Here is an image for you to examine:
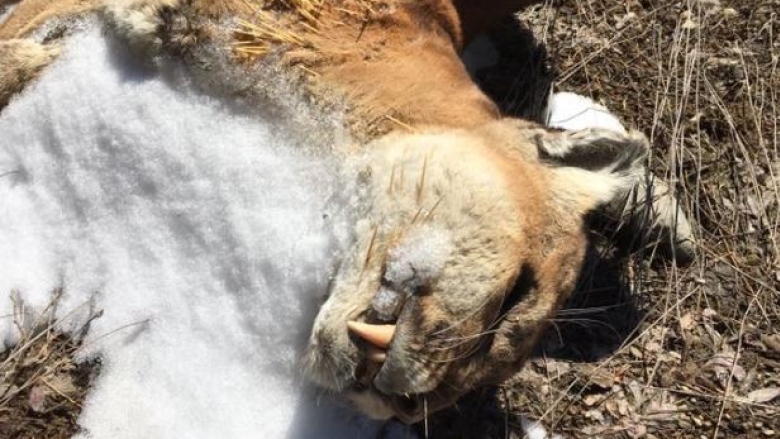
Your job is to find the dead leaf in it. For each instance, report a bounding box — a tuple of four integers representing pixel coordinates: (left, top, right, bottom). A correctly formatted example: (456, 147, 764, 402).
(584, 394, 603, 407)
(744, 388, 780, 404)
(761, 334, 780, 355)
(702, 308, 719, 319)
(627, 381, 644, 404)
(705, 352, 746, 386)
(645, 341, 662, 353)
(604, 399, 618, 417)
(680, 313, 695, 331)
(627, 424, 647, 439)
(545, 359, 572, 377)
(28, 385, 47, 413)
(584, 408, 606, 422)
(579, 365, 614, 390)
(644, 401, 681, 421)
(581, 425, 610, 435)
(46, 373, 79, 397)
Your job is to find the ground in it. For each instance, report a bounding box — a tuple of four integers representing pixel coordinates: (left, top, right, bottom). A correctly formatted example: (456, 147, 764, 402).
(0, 290, 98, 438)
(519, 1, 780, 437)
(1, 0, 778, 437)
(431, 0, 779, 437)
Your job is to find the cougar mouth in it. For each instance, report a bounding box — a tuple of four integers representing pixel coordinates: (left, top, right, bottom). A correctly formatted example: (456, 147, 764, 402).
(348, 277, 412, 363)
(347, 283, 412, 397)
(347, 289, 403, 389)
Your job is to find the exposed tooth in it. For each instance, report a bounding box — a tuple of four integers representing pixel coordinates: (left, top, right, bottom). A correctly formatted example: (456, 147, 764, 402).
(347, 321, 396, 349)
(366, 346, 387, 363)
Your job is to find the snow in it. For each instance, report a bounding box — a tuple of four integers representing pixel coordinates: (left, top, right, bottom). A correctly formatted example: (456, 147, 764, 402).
(521, 417, 564, 439)
(0, 23, 415, 438)
(545, 91, 628, 134)
(384, 225, 453, 291)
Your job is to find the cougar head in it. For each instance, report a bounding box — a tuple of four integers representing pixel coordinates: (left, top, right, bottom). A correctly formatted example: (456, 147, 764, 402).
(302, 119, 646, 423)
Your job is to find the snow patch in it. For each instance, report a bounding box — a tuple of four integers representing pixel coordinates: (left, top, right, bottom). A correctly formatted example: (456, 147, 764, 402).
(521, 416, 564, 439)
(545, 91, 627, 134)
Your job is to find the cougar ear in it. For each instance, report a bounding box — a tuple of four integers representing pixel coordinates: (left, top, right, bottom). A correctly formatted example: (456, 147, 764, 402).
(539, 128, 648, 213)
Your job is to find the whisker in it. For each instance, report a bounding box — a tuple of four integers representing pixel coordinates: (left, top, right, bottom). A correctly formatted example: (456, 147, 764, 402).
(399, 159, 405, 193)
(362, 226, 379, 274)
(416, 153, 428, 205)
(427, 328, 502, 358)
(553, 304, 628, 316)
(388, 160, 396, 195)
(429, 295, 497, 337)
(410, 205, 426, 225)
(544, 317, 623, 338)
(428, 335, 492, 363)
(433, 329, 501, 346)
(423, 196, 443, 221)
(384, 114, 415, 132)
(423, 396, 429, 439)
(431, 287, 514, 340)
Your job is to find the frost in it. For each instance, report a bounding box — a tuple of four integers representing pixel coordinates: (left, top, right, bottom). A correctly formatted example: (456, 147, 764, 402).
(371, 286, 406, 322)
(384, 225, 453, 291)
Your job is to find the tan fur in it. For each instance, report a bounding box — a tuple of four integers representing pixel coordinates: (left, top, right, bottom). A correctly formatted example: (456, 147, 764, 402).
(0, 0, 99, 39)
(0, 0, 506, 137)
(0, 38, 58, 107)
(0, 0, 684, 424)
(0, 0, 102, 107)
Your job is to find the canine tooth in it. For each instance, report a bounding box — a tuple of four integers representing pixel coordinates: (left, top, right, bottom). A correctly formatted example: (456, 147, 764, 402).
(366, 346, 387, 363)
(347, 321, 395, 348)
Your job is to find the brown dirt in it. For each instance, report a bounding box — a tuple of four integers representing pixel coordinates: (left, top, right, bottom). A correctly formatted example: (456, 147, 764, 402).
(2, 0, 778, 438)
(0, 290, 98, 439)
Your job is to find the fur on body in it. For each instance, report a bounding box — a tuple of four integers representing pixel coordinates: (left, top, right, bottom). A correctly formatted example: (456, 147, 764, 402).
(0, 0, 693, 423)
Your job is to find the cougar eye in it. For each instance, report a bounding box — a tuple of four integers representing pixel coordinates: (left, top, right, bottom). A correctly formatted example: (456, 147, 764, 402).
(497, 266, 536, 320)
(370, 270, 427, 323)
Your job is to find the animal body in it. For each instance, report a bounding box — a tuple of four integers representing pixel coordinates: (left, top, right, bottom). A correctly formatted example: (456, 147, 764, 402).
(0, 0, 694, 424)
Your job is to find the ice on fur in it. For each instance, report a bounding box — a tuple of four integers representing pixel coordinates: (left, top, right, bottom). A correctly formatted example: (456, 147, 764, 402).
(384, 225, 454, 291)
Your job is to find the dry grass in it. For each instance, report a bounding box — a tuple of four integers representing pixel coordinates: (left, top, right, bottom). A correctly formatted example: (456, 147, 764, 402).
(443, 0, 779, 437)
(0, 291, 98, 438)
(232, 0, 376, 58)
